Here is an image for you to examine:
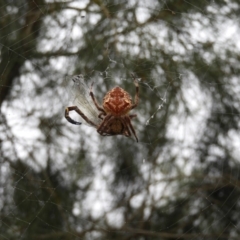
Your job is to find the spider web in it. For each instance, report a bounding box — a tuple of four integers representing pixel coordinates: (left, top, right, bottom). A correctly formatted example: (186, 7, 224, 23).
(1, 0, 240, 239)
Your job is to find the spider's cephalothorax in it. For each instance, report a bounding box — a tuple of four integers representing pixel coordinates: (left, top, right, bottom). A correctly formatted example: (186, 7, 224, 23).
(65, 75, 139, 142)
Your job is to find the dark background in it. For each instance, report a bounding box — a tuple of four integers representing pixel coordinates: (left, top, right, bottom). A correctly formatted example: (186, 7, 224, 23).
(1, 0, 240, 239)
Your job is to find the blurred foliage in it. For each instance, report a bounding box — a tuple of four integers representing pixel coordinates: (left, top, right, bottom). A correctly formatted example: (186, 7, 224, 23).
(1, 0, 240, 239)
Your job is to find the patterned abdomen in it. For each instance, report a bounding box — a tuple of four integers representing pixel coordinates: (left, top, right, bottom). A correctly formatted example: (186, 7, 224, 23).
(103, 87, 132, 116)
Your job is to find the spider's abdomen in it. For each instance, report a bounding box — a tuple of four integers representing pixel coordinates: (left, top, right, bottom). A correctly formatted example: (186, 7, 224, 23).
(103, 87, 132, 116)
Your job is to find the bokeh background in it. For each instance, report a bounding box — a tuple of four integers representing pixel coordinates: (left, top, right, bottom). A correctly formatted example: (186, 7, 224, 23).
(1, 0, 240, 239)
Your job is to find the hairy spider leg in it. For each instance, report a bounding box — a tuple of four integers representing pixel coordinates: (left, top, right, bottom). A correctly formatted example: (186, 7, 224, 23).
(65, 106, 98, 127)
(98, 112, 106, 120)
(120, 117, 133, 139)
(129, 114, 137, 119)
(97, 114, 113, 135)
(124, 115, 138, 142)
(90, 83, 106, 113)
(115, 116, 132, 138)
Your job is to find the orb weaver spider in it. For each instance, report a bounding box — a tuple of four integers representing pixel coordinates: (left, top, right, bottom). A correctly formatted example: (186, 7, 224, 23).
(65, 74, 139, 142)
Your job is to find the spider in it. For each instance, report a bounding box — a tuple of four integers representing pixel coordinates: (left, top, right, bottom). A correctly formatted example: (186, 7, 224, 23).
(65, 75, 139, 142)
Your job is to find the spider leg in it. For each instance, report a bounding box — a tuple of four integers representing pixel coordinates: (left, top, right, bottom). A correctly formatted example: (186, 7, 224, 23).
(130, 74, 139, 110)
(98, 112, 107, 120)
(90, 83, 106, 113)
(129, 114, 137, 119)
(114, 117, 132, 138)
(65, 106, 98, 127)
(124, 116, 138, 142)
(97, 114, 114, 135)
(65, 107, 81, 125)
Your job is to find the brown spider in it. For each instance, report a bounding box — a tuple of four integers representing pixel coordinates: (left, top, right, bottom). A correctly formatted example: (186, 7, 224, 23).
(65, 75, 139, 142)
